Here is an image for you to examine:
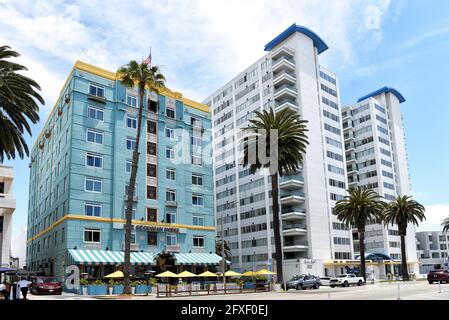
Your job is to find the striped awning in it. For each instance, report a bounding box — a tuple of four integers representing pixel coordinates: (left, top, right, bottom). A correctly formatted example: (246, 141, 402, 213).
(68, 249, 155, 266)
(174, 253, 230, 266)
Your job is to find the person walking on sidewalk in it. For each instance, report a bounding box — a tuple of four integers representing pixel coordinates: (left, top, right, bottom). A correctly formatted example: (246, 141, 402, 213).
(18, 278, 31, 300)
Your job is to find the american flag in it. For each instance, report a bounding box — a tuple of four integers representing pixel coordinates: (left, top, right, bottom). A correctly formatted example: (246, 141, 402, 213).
(143, 49, 152, 66)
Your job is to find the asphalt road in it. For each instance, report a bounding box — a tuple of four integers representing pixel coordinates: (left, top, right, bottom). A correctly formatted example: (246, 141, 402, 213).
(27, 281, 449, 300)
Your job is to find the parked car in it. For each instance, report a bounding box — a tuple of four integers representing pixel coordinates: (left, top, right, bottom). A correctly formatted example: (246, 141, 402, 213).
(285, 274, 321, 290)
(319, 277, 332, 286)
(427, 270, 449, 284)
(330, 274, 364, 288)
(31, 276, 63, 295)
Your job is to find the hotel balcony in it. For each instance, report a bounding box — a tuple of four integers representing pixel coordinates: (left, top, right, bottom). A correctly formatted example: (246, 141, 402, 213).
(275, 99, 299, 113)
(273, 70, 296, 87)
(271, 45, 295, 61)
(279, 176, 304, 190)
(0, 194, 16, 211)
(280, 192, 305, 206)
(273, 84, 297, 101)
(345, 154, 357, 164)
(281, 209, 306, 221)
(165, 200, 178, 207)
(272, 56, 296, 73)
(282, 224, 307, 236)
(283, 241, 308, 252)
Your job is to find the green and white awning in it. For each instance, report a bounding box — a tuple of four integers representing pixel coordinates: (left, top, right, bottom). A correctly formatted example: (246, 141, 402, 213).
(68, 249, 155, 266)
(174, 253, 230, 266)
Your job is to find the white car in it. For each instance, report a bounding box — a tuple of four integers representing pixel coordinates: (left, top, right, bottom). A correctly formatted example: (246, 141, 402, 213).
(329, 274, 364, 288)
(319, 277, 331, 286)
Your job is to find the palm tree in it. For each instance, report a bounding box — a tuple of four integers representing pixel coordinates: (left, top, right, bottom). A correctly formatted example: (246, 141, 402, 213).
(215, 237, 232, 261)
(383, 195, 425, 281)
(0, 45, 44, 162)
(334, 187, 384, 281)
(242, 108, 308, 285)
(117, 60, 165, 294)
(442, 217, 449, 232)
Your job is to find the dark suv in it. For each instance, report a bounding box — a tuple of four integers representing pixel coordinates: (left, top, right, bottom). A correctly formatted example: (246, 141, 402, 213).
(427, 269, 449, 284)
(285, 274, 321, 290)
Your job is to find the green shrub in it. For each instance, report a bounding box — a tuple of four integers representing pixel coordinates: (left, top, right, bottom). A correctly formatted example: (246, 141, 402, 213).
(79, 278, 89, 286)
(93, 280, 105, 286)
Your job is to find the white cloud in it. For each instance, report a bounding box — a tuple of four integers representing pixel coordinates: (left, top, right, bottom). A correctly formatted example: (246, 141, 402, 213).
(417, 204, 449, 232)
(0, 0, 394, 102)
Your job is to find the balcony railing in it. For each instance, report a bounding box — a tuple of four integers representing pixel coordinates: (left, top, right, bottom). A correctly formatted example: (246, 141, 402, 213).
(280, 192, 305, 199)
(283, 224, 307, 230)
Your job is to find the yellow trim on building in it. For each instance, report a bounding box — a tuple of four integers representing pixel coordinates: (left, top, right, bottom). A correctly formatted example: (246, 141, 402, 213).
(27, 214, 216, 243)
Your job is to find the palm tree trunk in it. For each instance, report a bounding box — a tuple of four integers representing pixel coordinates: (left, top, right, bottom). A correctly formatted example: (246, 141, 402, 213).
(359, 229, 366, 282)
(400, 233, 409, 281)
(270, 173, 283, 285)
(123, 84, 145, 294)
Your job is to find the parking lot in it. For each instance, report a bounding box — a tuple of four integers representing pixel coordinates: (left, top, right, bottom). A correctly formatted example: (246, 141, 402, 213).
(27, 281, 449, 300)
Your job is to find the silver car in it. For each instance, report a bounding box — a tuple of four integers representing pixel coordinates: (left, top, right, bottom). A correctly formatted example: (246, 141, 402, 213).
(285, 274, 321, 290)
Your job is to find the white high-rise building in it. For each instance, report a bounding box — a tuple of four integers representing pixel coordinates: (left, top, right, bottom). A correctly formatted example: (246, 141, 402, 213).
(204, 24, 352, 279)
(416, 231, 449, 274)
(342, 87, 419, 277)
(0, 164, 16, 268)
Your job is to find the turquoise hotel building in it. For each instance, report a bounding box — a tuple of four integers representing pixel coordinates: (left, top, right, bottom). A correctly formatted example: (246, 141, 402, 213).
(26, 61, 222, 279)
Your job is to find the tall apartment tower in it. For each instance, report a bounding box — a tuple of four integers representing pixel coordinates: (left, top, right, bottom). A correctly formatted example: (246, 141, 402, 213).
(204, 24, 351, 278)
(0, 165, 16, 268)
(26, 61, 219, 279)
(342, 87, 419, 275)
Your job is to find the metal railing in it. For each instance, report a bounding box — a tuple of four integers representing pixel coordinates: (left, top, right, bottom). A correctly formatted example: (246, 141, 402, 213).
(156, 282, 271, 298)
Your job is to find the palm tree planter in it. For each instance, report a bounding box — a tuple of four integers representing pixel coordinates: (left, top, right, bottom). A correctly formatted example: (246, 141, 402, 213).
(242, 108, 308, 286)
(0, 45, 44, 162)
(334, 187, 384, 281)
(383, 195, 425, 281)
(117, 60, 166, 294)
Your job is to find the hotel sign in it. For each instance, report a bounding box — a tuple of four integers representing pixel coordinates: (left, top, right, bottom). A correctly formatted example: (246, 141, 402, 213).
(135, 225, 180, 233)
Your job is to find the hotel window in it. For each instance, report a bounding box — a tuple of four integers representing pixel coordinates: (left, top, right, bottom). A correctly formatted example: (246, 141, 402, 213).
(165, 127, 174, 139)
(193, 236, 205, 248)
(166, 168, 176, 181)
(147, 120, 157, 134)
(86, 153, 103, 168)
(89, 83, 105, 98)
(123, 205, 136, 220)
(86, 129, 103, 144)
(126, 95, 137, 107)
(127, 114, 137, 128)
(146, 186, 157, 200)
(147, 208, 157, 222)
(192, 174, 203, 186)
(166, 211, 176, 223)
(126, 137, 137, 150)
(126, 160, 132, 173)
(166, 106, 175, 119)
(193, 215, 205, 226)
(85, 177, 102, 193)
(166, 147, 175, 159)
(192, 194, 204, 206)
(192, 154, 202, 166)
(147, 163, 157, 177)
(84, 228, 101, 243)
(191, 117, 202, 128)
(191, 136, 202, 147)
(85, 202, 102, 217)
(166, 190, 176, 202)
(148, 99, 158, 113)
(147, 232, 157, 246)
(166, 234, 177, 246)
(87, 105, 104, 121)
(147, 142, 157, 155)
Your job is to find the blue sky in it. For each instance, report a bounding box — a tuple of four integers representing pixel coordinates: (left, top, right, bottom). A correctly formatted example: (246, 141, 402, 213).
(1, 0, 448, 237)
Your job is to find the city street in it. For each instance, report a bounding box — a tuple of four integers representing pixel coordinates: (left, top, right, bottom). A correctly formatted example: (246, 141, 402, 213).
(27, 281, 449, 300)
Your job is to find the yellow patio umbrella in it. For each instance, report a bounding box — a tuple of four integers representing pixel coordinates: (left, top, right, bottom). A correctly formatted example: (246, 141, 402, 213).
(105, 270, 124, 278)
(224, 270, 242, 277)
(155, 270, 178, 278)
(241, 271, 255, 277)
(198, 271, 219, 277)
(177, 270, 197, 278)
(254, 269, 276, 276)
